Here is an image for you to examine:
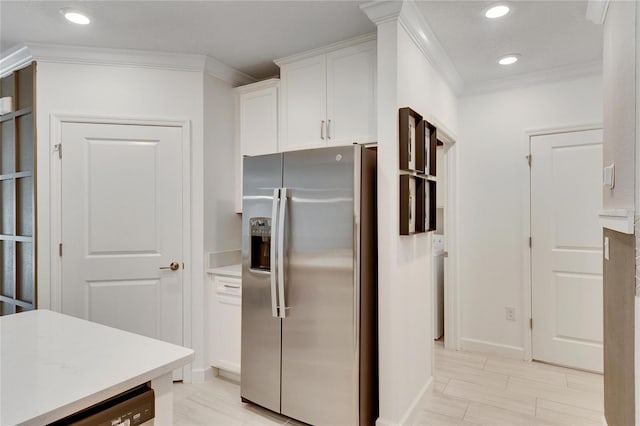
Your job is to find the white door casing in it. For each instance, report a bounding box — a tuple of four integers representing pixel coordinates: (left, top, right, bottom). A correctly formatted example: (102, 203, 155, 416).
(530, 128, 603, 372)
(59, 122, 184, 353)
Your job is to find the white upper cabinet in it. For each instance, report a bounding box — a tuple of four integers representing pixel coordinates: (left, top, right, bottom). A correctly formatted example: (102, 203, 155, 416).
(276, 36, 377, 152)
(279, 55, 327, 151)
(237, 78, 279, 157)
(326, 42, 377, 146)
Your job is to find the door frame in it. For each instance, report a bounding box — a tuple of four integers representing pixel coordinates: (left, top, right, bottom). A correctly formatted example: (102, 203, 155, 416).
(48, 114, 192, 380)
(522, 122, 603, 361)
(429, 120, 460, 351)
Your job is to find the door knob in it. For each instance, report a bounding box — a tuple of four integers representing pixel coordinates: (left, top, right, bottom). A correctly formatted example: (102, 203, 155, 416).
(160, 262, 180, 271)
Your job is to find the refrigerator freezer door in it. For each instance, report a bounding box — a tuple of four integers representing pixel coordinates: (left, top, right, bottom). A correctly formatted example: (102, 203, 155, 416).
(241, 154, 283, 413)
(280, 146, 358, 425)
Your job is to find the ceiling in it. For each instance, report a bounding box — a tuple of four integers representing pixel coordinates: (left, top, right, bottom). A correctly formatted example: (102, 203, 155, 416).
(0, 1, 603, 86)
(416, 1, 603, 85)
(0, 1, 375, 79)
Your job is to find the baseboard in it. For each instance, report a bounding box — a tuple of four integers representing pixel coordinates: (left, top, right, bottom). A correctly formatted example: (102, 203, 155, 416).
(460, 337, 524, 360)
(190, 366, 214, 384)
(215, 368, 241, 384)
(601, 415, 607, 426)
(376, 377, 433, 426)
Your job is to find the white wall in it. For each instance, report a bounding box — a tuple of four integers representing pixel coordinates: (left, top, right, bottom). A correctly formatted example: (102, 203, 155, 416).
(457, 75, 603, 356)
(34, 61, 207, 378)
(203, 74, 242, 253)
(376, 16, 458, 424)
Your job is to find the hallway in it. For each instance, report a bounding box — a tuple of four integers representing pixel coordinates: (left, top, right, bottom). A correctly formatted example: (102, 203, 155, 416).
(418, 342, 603, 425)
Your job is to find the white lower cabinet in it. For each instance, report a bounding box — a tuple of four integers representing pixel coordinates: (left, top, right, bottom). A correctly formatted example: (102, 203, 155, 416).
(208, 274, 241, 375)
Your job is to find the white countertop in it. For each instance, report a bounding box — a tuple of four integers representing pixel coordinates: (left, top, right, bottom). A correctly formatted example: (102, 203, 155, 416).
(1, 310, 194, 425)
(206, 263, 241, 277)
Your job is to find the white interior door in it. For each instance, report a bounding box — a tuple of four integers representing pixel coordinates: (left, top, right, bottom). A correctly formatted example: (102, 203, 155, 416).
(531, 128, 603, 372)
(60, 122, 183, 359)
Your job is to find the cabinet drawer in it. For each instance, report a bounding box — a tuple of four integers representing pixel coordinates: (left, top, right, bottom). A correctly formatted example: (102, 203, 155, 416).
(215, 276, 241, 297)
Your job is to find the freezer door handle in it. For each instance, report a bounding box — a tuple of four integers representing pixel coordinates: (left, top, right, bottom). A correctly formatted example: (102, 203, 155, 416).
(278, 188, 289, 318)
(270, 188, 280, 318)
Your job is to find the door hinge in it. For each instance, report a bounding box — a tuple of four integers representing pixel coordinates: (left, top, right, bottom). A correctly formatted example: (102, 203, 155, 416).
(529, 237, 532, 248)
(526, 155, 531, 167)
(530, 318, 533, 329)
(54, 144, 62, 159)
(58, 243, 63, 257)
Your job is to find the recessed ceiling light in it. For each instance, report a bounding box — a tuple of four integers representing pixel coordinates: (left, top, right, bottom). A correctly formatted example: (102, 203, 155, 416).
(60, 9, 91, 25)
(498, 54, 520, 65)
(485, 4, 510, 19)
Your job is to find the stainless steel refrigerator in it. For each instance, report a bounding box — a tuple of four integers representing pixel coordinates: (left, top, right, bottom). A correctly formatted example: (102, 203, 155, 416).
(241, 145, 378, 426)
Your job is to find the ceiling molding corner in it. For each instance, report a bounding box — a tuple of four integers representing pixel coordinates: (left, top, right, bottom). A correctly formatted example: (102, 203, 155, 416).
(586, 0, 610, 25)
(462, 60, 603, 96)
(398, 1, 465, 95)
(0, 45, 34, 77)
(204, 56, 257, 87)
(360, 1, 404, 25)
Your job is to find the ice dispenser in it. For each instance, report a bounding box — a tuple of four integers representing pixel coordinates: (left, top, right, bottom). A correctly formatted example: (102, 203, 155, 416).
(250, 217, 271, 271)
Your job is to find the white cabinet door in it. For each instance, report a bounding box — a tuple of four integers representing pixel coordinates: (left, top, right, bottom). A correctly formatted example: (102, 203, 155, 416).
(280, 55, 327, 151)
(209, 275, 242, 374)
(240, 86, 278, 157)
(326, 41, 376, 146)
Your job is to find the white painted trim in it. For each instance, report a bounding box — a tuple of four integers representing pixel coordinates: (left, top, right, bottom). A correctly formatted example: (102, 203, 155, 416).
(0, 44, 256, 86)
(599, 209, 635, 234)
(464, 61, 603, 97)
(0, 46, 33, 77)
(523, 123, 604, 362)
(360, 1, 404, 26)
(375, 377, 433, 426)
(444, 141, 461, 351)
(361, 1, 464, 95)
(586, 0, 610, 25)
(233, 78, 280, 94)
(191, 366, 215, 384)
(460, 338, 525, 360)
(274, 33, 377, 66)
(48, 114, 194, 381)
(601, 415, 608, 426)
(522, 132, 533, 361)
(204, 56, 256, 87)
(397, 1, 464, 95)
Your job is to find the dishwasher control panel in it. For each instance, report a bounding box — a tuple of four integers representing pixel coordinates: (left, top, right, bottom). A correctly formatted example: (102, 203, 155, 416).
(48, 384, 154, 426)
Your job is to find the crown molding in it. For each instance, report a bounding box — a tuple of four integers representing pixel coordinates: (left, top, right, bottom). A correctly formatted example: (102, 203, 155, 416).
(361, 1, 463, 95)
(274, 33, 376, 66)
(397, 1, 464, 95)
(204, 56, 256, 86)
(0, 43, 257, 86)
(360, 1, 404, 25)
(233, 77, 279, 94)
(586, 0, 610, 25)
(463, 60, 603, 96)
(0, 45, 33, 77)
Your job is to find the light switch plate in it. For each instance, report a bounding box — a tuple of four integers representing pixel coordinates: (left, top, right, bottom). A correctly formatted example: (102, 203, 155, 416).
(604, 237, 610, 260)
(603, 164, 615, 188)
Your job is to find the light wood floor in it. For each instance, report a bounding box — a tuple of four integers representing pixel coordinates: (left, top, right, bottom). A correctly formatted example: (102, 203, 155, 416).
(173, 342, 603, 425)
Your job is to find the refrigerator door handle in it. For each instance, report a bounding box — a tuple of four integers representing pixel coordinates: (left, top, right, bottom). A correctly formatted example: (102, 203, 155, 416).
(278, 188, 289, 318)
(270, 188, 280, 318)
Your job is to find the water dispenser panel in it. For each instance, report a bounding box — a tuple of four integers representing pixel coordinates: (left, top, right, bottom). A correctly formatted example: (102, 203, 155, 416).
(250, 217, 271, 271)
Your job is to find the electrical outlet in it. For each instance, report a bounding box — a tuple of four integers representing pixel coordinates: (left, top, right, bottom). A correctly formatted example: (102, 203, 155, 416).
(506, 307, 516, 322)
